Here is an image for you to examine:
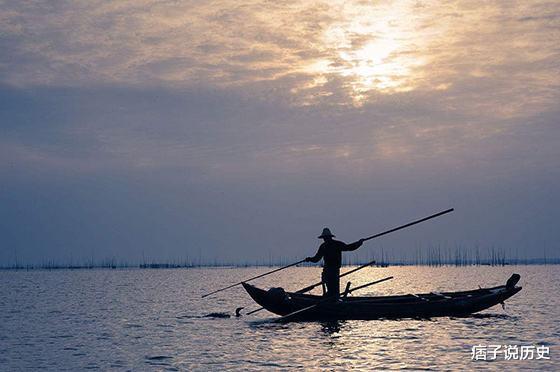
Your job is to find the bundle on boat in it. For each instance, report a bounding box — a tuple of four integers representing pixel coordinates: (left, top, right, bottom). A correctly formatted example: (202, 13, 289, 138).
(242, 274, 522, 321)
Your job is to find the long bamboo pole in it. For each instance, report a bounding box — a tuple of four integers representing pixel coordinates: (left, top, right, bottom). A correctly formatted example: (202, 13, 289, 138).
(201, 259, 306, 298)
(245, 208, 453, 315)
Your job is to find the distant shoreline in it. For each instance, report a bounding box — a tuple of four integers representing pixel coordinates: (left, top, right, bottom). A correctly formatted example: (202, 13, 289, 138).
(1, 259, 559, 271)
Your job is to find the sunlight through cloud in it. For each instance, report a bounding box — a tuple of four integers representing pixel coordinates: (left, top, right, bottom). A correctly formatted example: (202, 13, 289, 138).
(306, 2, 430, 105)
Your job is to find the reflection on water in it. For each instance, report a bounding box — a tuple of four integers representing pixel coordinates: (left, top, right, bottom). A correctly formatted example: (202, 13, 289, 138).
(1, 266, 558, 370)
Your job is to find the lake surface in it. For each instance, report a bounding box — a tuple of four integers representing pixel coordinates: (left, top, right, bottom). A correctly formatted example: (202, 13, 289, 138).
(1, 265, 558, 370)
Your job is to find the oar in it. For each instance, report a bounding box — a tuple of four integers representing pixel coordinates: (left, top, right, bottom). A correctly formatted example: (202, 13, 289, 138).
(274, 276, 393, 322)
(345, 276, 393, 294)
(245, 208, 454, 314)
(295, 261, 377, 294)
(273, 301, 331, 323)
(201, 259, 306, 298)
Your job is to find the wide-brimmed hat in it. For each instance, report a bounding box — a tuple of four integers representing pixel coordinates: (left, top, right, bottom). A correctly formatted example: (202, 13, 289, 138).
(318, 228, 335, 239)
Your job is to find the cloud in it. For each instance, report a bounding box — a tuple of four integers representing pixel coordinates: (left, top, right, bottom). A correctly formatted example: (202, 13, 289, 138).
(1, 1, 559, 264)
(0, 1, 557, 109)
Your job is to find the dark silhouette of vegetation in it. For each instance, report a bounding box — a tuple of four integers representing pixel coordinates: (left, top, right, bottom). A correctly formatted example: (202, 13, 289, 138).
(1, 244, 558, 271)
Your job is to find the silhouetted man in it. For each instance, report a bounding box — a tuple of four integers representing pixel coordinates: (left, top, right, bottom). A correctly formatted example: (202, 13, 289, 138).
(305, 228, 364, 298)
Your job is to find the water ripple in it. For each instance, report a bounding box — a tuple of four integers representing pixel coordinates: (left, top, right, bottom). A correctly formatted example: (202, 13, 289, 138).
(0, 266, 558, 370)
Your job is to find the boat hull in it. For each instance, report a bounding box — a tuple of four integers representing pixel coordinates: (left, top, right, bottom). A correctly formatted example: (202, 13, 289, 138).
(242, 276, 522, 321)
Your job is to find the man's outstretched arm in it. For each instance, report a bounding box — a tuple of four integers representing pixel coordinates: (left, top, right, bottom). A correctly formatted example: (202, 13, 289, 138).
(342, 239, 365, 251)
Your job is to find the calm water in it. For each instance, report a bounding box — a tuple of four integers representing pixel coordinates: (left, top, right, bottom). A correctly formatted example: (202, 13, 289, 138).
(1, 266, 558, 371)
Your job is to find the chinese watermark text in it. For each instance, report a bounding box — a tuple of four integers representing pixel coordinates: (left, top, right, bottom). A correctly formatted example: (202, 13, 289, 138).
(472, 344, 550, 361)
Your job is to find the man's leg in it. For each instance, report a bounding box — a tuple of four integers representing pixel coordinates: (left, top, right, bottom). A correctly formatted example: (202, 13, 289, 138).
(325, 270, 340, 298)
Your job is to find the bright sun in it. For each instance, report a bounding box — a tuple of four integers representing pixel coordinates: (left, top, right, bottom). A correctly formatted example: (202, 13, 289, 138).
(304, 3, 427, 105)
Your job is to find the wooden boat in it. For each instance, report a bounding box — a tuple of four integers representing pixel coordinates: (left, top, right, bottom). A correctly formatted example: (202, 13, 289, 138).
(242, 274, 522, 321)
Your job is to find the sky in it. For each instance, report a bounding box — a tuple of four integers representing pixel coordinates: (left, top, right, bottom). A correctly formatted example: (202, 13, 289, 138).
(1, 0, 559, 265)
